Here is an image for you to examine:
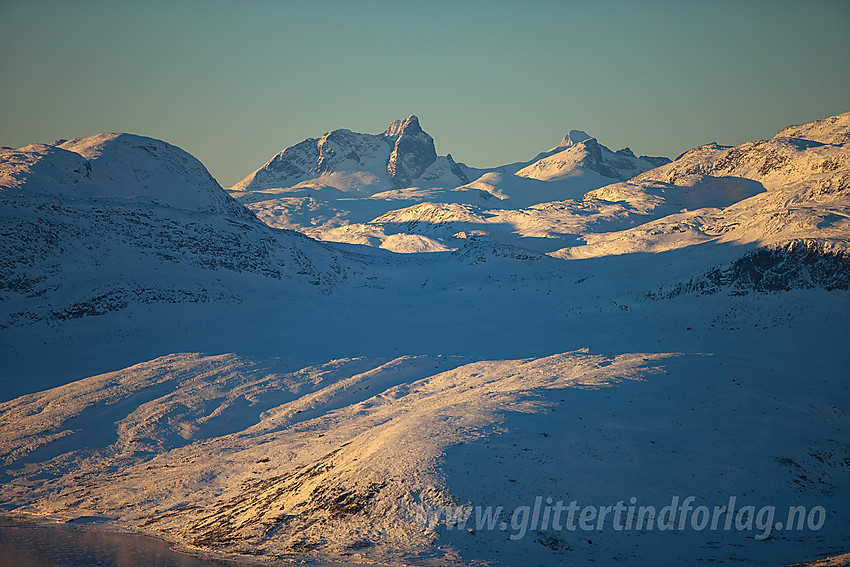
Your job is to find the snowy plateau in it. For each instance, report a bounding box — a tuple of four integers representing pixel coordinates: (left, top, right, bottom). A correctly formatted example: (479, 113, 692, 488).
(1, 111, 849, 567)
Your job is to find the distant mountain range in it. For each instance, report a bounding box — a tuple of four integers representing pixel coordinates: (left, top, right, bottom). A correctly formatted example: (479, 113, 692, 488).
(227, 112, 850, 259)
(228, 116, 672, 251)
(231, 116, 670, 197)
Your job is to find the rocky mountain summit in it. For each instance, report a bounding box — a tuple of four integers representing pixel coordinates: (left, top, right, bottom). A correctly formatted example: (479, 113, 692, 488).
(230, 115, 470, 195)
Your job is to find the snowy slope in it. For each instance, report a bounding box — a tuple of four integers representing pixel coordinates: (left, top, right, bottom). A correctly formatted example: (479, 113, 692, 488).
(2, 112, 850, 567)
(237, 113, 849, 263)
(554, 109, 850, 260)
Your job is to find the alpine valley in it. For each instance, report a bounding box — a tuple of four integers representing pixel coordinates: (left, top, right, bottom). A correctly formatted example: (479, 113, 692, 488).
(1, 111, 849, 567)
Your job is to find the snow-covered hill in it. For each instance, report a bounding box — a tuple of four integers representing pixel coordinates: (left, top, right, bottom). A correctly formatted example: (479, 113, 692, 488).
(1, 111, 849, 567)
(0, 133, 358, 334)
(2, 134, 245, 216)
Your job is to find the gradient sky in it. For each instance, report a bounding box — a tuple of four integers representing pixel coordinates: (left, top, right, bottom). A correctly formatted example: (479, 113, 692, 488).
(2, 0, 848, 187)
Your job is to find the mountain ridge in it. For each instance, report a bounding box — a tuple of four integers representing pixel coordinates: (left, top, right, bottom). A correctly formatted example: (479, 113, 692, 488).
(228, 118, 675, 252)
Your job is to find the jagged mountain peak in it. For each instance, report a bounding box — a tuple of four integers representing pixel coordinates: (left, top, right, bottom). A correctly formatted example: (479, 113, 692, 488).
(384, 115, 423, 139)
(2, 110, 850, 567)
(558, 129, 593, 147)
(385, 115, 437, 188)
(231, 115, 465, 194)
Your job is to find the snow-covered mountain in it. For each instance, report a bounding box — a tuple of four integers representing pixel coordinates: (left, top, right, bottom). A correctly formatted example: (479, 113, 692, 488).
(515, 129, 669, 182)
(240, 111, 850, 260)
(1, 111, 849, 567)
(231, 115, 471, 196)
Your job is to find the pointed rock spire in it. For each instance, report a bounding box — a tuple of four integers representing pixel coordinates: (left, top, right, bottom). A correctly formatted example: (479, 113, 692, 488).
(385, 115, 437, 188)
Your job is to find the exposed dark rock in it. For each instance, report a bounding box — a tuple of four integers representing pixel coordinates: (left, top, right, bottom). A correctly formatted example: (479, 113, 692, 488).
(639, 155, 672, 168)
(386, 115, 437, 188)
(648, 242, 850, 299)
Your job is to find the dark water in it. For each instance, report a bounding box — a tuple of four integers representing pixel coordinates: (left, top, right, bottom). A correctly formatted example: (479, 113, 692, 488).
(0, 518, 254, 567)
(0, 517, 387, 567)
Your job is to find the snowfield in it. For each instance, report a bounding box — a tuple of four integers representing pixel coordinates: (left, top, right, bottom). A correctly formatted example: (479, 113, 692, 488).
(1, 112, 849, 566)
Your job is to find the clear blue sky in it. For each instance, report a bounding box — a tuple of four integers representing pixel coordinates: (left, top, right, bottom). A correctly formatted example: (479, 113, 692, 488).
(2, 0, 848, 187)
